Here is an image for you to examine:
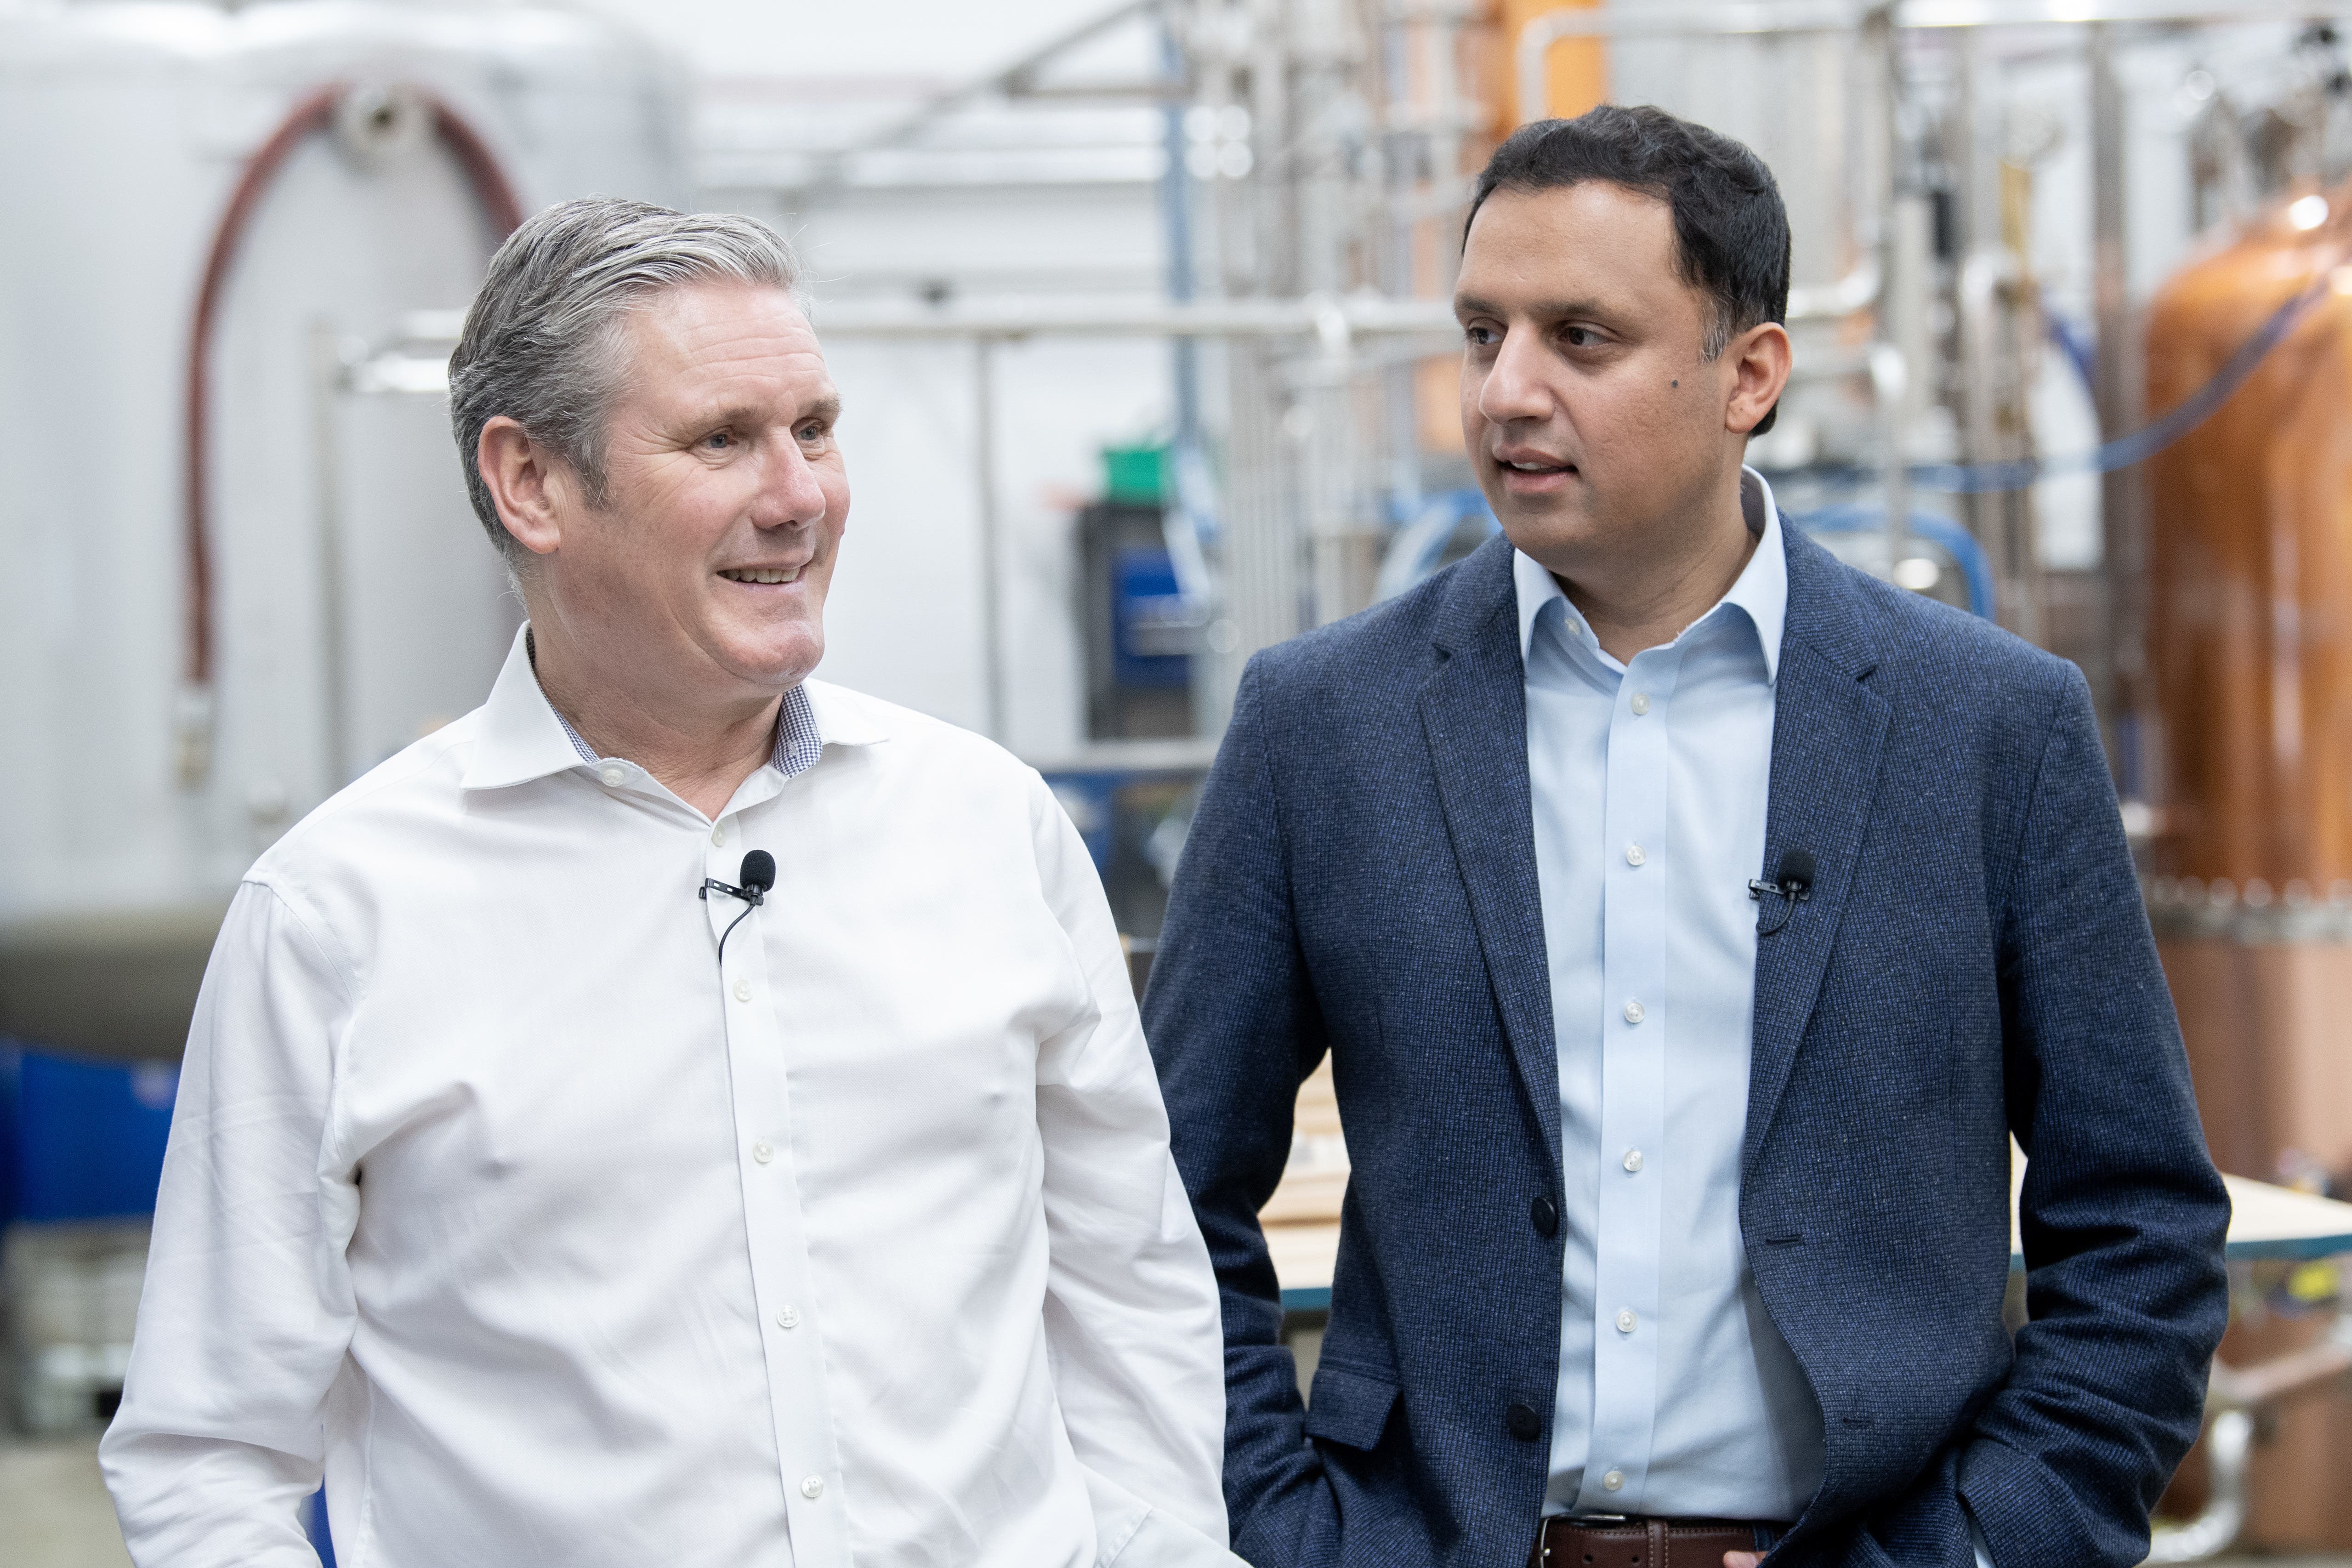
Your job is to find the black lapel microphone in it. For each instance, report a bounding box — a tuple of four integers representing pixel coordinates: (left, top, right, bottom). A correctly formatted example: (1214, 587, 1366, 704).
(1749, 847, 1815, 937)
(701, 850, 777, 966)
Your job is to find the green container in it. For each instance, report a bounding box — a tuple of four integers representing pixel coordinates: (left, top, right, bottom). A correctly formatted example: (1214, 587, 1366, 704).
(1102, 444, 1167, 506)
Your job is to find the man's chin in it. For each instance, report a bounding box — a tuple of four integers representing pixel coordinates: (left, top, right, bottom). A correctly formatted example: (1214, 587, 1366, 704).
(1496, 506, 1607, 572)
(710, 625, 824, 692)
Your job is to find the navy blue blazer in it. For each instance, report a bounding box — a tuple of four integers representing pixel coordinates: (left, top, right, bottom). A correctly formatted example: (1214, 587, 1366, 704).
(1144, 528, 2230, 1568)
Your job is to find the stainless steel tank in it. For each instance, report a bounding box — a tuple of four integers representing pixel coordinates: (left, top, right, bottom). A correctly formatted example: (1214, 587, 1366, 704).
(0, 0, 689, 1055)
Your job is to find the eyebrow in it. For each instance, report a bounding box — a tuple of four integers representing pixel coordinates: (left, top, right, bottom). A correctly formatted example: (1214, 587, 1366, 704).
(690, 394, 842, 431)
(1454, 293, 1613, 321)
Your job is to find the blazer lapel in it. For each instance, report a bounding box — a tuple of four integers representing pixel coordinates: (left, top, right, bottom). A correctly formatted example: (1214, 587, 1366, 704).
(1418, 537, 1563, 1180)
(1745, 528, 1892, 1168)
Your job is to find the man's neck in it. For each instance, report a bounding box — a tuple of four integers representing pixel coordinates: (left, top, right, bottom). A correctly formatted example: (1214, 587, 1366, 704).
(529, 625, 781, 822)
(1557, 482, 1758, 665)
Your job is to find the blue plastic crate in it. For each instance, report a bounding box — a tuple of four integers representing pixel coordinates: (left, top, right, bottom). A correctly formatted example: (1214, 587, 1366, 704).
(0, 1043, 178, 1227)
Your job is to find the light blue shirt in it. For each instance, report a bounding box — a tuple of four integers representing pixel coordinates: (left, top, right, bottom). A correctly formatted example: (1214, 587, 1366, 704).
(1519, 468, 1824, 1522)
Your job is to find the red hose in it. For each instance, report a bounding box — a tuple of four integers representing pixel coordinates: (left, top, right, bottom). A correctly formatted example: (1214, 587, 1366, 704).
(181, 84, 525, 705)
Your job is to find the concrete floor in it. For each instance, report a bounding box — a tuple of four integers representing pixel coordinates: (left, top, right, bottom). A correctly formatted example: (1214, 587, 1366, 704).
(5, 1432, 2352, 1568)
(3, 1438, 128, 1568)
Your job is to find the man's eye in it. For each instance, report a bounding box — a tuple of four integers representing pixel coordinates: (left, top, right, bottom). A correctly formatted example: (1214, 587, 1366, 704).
(797, 423, 829, 443)
(704, 431, 733, 450)
(1563, 326, 1602, 348)
(1464, 325, 1498, 347)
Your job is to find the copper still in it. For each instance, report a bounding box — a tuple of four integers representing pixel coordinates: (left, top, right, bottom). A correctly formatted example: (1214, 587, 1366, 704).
(2148, 182, 2352, 897)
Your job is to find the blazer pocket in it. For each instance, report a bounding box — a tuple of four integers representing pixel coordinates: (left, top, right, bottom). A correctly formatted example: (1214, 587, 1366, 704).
(1303, 1363, 1399, 1451)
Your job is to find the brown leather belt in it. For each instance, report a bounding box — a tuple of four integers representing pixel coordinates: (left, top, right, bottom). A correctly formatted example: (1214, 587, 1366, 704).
(1529, 1514, 1767, 1568)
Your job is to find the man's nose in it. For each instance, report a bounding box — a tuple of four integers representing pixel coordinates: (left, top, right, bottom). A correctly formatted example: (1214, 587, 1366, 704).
(755, 438, 830, 530)
(1477, 327, 1555, 426)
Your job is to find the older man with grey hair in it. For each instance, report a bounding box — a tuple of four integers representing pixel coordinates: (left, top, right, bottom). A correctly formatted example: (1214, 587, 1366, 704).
(100, 198, 1235, 1568)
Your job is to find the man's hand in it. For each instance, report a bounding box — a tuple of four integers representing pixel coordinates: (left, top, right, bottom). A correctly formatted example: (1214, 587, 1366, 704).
(1725, 1553, 1763, 1568)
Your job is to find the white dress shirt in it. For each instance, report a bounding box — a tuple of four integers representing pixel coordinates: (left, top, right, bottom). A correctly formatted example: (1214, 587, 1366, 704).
(101, 626, 1235, 1568)
(1520, 468, 1823, 1521)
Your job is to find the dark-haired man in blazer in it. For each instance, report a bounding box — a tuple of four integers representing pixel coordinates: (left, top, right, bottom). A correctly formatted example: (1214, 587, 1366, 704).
(1146, 104, 2229, 1568)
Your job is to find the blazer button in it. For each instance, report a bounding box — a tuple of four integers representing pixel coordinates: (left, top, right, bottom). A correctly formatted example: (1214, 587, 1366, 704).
(1506, 1402, 1543, 1442)
(1530, 1195, 1558, 1238)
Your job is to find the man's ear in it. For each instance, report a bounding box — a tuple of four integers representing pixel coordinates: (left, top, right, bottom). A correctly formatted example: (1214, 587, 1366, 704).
(1723, 321, 1793, 437)
(477, 417, 575, 560)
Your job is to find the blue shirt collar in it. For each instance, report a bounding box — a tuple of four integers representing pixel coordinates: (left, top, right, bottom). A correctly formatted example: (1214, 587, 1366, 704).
(1512, 465, 1787, 684)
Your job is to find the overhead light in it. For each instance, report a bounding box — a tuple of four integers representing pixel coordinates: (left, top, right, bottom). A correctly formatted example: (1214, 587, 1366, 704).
(2289, 194, 2330, 231)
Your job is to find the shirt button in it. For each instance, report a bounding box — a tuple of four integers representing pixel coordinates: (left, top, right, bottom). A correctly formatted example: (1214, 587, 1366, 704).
(1630, 693, 1651, 715)
(1623, 1148, 1643, 1173)
(777, 1306, 800, 1329)
(712, 823, 727, 846)
(1625, 843, 1646, 867)
(801, 1476, 824, 1500)
(733, 978, 753, 1003)
(598, 764, 625, 787)
(1616, 1308, 1638, 1334)
(1624, 1000, 1645, 1024)
(752, 1142, 773, 1164)
(1603, 1468, 1625, 1492)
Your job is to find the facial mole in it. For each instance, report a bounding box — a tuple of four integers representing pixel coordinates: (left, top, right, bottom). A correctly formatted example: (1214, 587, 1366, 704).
(1671, 379, 1679, 388)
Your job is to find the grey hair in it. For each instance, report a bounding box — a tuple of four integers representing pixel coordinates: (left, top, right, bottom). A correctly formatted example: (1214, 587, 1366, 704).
(448, 196, 807, 561)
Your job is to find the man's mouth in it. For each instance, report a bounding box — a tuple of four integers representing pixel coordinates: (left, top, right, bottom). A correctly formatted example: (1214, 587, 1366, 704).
(1499, 457, 1574, 475)
(719, 567, 802, 585)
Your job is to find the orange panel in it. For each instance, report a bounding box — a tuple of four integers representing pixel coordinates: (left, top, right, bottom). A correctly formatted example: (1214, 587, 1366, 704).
(1498, 0, 1607, 126)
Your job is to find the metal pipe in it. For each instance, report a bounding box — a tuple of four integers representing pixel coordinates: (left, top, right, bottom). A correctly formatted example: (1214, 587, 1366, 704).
(2140, 1305, 2352, 1562)
(1870, 6, 1913, 584)
(1516, 0, 2339, 56)
(816, 295, 1461, 340)
(345, 273, 1890, 393)
(812, 266, 1876, 342)
(974, 337, 1008, 743)
(310, 322, 354, 793)
(1787, 260, 1882, 320)
(1160, 21, 1204, 443)
(2091, 18, 2144, 787)
(799, 0, 1158, 197)
(2144, 1408, 2253, 1564)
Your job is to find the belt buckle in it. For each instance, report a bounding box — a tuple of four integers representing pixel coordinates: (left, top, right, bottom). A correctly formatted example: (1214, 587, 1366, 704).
(1539, 1515, 1635, 1564)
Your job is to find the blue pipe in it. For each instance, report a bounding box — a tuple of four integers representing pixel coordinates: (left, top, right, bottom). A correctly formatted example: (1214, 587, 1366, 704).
(1793, 506, 1999, 620)
(2045, 301, 2099, 398)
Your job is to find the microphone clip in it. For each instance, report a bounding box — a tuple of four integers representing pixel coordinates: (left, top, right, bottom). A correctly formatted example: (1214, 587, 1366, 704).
(1749, 847, 1816, 938)
(703, 850, 779, 970)
(699, 877, 765, 908)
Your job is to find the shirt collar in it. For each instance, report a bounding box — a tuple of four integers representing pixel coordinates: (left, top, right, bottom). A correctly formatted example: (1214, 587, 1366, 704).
(461, 624, 887, 791)
(1512, 465, 1787, 684)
